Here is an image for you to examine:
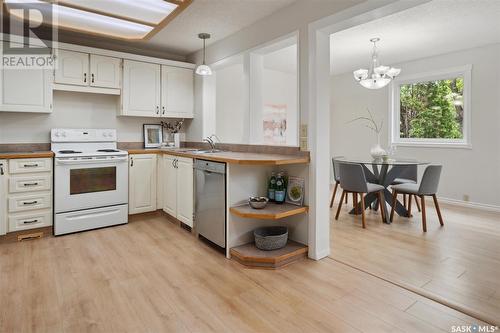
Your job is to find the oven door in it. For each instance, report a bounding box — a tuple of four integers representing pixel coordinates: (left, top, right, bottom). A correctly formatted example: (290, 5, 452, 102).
(54, 156, 128, 213)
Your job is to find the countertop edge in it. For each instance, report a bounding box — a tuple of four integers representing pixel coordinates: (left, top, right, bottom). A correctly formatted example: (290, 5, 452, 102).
(0, 151, 54, 159)
(127, 149, 310, 165)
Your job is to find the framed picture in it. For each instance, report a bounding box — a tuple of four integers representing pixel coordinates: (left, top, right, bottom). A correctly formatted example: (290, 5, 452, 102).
(143, 124, 163, 148)
(286, 176, 305, 206)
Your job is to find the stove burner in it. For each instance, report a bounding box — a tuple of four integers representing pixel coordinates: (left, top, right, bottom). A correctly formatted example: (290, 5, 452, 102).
(97, 149, 120, 153)
(59, 150, 82, 154)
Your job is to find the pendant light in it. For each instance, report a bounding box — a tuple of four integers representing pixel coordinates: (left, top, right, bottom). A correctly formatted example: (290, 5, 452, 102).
(195, 33, 212, 76)
(353, 38, 400, 89)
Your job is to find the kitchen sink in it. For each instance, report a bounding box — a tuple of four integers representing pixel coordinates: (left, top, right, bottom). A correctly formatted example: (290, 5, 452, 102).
(190, 149, 225, 154)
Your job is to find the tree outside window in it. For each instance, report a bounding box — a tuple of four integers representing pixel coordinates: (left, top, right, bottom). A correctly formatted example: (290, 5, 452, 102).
(391, 65, 471, 148)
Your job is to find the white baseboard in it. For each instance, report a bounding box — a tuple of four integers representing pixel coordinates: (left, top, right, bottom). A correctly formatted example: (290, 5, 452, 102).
(438, 197, 500, 213)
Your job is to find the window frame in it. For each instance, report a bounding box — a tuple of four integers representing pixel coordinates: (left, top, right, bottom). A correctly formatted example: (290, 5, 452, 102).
(389, 64, 472, 149)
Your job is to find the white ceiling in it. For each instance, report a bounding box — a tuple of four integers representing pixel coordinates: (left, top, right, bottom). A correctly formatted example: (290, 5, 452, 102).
(330, 0, 500, 75)
(147, 0, 297, 55)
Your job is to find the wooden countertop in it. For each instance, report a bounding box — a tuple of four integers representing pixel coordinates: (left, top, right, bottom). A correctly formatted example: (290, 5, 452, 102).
(127, 148, 310, 165)
(0, 151, 54, 159)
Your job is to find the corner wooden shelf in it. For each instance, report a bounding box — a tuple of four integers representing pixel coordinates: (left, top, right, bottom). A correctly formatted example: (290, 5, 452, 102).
(230, 203, 308, 220)
(230, 241, 308, 269)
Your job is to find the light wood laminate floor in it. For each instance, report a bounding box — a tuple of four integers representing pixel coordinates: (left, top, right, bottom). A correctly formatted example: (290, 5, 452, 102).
(331, 194, 500, 325)
(0, 212, 486, 333)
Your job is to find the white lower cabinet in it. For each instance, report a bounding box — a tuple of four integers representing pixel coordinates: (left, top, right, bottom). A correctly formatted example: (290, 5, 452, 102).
(0, 160, 7, 235)
(163, 155, 193, 227)
(128, 154, 157, 214)
(5, 158, 53, 233)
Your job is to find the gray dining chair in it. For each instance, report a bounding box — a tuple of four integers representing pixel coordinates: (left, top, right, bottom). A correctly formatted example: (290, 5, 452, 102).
(391, 164, 421, 213)
(335, 162, 386, 228)
(329, 156, 344, 208)
(390, 165, 444, 232)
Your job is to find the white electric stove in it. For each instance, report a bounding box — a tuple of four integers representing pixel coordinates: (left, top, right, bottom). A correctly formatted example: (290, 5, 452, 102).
(51, 129, 129, 235)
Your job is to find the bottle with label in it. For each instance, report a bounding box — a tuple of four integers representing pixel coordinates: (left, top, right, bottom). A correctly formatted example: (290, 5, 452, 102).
(275, 172, 286, 204)
(268, 172, 276, 202)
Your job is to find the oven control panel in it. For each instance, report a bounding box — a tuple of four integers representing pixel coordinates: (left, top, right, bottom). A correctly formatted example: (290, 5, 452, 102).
(51, 129, 117, 142)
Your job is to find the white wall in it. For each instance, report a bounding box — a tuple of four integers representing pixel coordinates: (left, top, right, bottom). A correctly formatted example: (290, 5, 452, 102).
(331, 43, 500, 207)
(0, 91, 182, 143)
(185, 0, 364, 142)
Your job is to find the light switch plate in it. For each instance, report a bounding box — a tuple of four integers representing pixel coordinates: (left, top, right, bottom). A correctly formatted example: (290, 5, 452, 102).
(300, 137, 308, 150)
(300, 124, 308, 138)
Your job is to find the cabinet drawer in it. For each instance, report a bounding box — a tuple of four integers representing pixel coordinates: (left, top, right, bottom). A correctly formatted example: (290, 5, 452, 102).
(9, 158, 52, 174)
(9, 174, 51, 193)
(8, 192, 51, 212)
(8, 209, 52, 232)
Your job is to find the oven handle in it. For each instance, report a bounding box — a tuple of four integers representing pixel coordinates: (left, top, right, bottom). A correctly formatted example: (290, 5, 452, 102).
(56, 157, 128, 165)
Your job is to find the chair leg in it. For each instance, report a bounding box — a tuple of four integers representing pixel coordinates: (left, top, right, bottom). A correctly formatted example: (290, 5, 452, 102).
(378, 191, 385, 223)
(335, 190, 345, 220)
(390, 190, 397, 222)
(407, 194, 413, 217)
(420, 195, 427, 232)
(330, 182, 339, 208)
(354, 193, 358, 214)
(432, 194, 444, 226)
(345, 191, 348, 204)
(360, 193, 366, 228)
(403, 194, 407, 209)
(414, 195, 421, 212)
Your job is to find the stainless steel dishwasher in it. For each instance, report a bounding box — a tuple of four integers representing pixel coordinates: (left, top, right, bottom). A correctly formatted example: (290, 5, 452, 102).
(194, 159, 226, 249)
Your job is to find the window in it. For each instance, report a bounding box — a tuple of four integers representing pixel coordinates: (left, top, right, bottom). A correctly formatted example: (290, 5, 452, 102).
(390, 65, 471, 148)
(204, 34, 299, 146)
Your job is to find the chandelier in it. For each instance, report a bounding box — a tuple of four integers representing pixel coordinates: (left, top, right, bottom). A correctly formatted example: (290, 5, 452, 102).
(353, 38, 400, 89)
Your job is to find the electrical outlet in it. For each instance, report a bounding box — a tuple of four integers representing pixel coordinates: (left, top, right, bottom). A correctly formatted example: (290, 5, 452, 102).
(463, 194, 470, 202)
(300, 137, 308, 151)
(300, 124, 308, 138)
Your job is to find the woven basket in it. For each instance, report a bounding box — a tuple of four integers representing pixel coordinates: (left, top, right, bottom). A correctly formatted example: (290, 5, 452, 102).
(254, 226, 288, 251)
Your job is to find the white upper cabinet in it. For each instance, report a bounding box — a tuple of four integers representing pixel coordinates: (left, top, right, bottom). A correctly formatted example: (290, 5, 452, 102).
(122, 60, 161, 117)
(90, 54, 121, 89)
(0, 43, 52, 113)
(55, 50, 89, 86)
(161, 66, 194, 118)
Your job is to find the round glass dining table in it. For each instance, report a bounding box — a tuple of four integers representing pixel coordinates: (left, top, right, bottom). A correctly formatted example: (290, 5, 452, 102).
(335, 157, 429, 223)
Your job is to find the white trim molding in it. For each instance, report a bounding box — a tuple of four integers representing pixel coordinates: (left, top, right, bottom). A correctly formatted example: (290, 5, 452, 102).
(389, 64, 472, 149)
(439, 196, 500, 213)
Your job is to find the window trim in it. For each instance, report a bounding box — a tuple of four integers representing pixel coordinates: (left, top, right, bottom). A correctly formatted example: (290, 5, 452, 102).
(389, 64, 472, 149)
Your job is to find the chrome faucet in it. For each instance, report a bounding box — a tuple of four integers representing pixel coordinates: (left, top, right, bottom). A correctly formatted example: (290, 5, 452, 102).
(203, 134, 221, 151)
(204, 136, 216, 150)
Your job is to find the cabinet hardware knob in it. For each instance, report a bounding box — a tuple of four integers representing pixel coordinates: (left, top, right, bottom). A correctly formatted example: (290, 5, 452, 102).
(23, 164, 39, 168)
(23, 219, 38, 224)
(23, 182, 39, 187)
(91, 73, 95, 83)
(84, 73, 87, 83)
(130, 158, 134, 167)
(23, 201, 38, 205)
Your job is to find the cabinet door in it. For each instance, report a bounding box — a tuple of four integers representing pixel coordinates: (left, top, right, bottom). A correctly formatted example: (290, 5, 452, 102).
(128, 154, 157, 214)
(161, 66, 194, 118)
(0, 43, 52, 113)
(0, 67, 52, 113)
(54, 50, 89, 86)
(122, 60, 161, 117)
(163, 156, 177, 217)
(90, 54, 121, 89)
(176, 157, 193, 227)
(0, 160, 6, 235)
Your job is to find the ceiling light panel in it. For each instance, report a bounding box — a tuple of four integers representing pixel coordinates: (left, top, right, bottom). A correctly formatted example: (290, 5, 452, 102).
(57, 0, 178, 25)
(4, 0, 187, 40)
